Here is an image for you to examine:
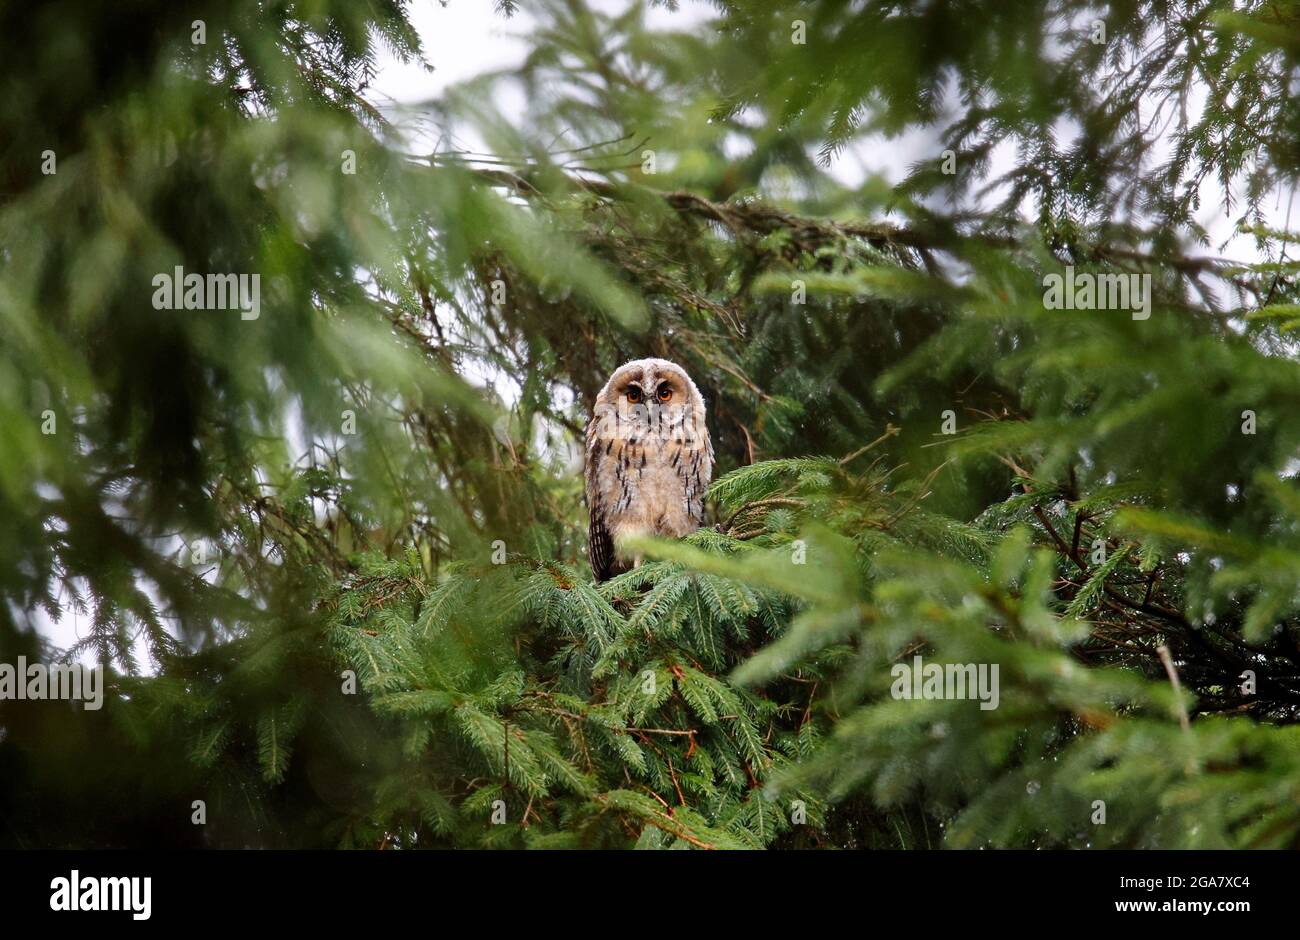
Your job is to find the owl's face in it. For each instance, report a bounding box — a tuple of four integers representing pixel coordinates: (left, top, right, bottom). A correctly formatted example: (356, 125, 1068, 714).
(591, 358, 706, 449)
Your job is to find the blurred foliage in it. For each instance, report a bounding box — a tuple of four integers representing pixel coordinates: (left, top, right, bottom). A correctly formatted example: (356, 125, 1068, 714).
(1, 0, 1298, 847)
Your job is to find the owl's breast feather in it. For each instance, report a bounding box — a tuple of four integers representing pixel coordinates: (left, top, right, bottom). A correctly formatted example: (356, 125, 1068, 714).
(605, 440, 702, 545)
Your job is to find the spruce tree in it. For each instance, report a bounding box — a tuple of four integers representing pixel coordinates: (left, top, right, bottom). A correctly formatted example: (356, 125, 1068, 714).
(1, 0, 1297, 849)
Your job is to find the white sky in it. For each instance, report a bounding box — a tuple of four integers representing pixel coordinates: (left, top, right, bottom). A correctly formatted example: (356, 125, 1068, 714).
(370, 0, 694, 105)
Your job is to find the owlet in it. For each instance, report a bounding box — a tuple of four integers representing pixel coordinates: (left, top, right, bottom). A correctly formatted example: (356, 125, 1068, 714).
(584, 358, 714, 581)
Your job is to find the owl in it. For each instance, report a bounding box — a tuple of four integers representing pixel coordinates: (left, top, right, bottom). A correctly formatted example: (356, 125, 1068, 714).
(584, 358, 714, 582)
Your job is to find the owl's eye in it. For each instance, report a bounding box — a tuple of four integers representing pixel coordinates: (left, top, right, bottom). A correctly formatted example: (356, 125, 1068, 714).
(626, 386, 642, 404)
(657, 385, 673, 403)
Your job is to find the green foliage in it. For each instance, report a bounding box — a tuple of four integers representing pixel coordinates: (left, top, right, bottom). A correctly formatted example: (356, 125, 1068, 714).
(3, 0, 1299, 849)
(310, 550, 816, 848)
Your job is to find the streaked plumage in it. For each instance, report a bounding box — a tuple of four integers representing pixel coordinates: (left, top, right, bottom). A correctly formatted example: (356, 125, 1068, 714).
(584, 358, 713, 582)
